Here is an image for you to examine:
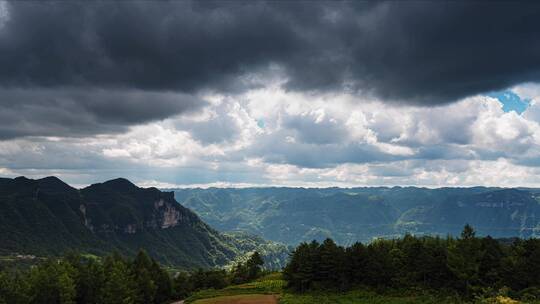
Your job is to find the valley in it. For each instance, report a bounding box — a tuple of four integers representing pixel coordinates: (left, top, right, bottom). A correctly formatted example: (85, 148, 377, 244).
(174, 187, 540, 246)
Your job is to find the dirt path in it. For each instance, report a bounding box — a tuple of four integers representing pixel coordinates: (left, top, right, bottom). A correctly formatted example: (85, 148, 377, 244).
(192, 294, 279, 304)
(170, 301, 184, 304)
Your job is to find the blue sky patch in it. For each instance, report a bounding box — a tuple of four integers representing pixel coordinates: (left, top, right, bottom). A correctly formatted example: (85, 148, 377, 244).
(487, 90, 530, 114)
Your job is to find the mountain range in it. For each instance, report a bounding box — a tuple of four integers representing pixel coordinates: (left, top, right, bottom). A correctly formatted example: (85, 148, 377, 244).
(0, 176, 288, 269)
(4, 176, 540, 269)
(174, 186, 540, 245)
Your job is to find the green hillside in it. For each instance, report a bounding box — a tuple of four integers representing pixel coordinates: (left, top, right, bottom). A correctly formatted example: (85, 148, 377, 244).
(0, 177, 288, 269)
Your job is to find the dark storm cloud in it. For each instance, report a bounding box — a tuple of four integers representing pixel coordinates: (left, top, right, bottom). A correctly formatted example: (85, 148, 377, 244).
(0, 1, 300, 91)
(0, 88, 203, 139)
(279, 1, 540, 104)
(1, 1, 540, 138)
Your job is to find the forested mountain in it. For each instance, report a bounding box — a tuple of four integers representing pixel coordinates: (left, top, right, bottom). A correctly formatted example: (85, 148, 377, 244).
(0, 176, 288, 269)
(174, 187, 540, 245)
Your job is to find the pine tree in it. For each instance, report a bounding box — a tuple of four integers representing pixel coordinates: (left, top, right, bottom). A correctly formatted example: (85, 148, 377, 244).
(102, 257, 136, 304)
(365, 240, 395, 287)
(246, 251, 264, 280)
(346, 242, 367, 285)
(283, 242, 318, 292)
(151, 260, 173, 304)
(131, 250, 157, 304)
(422, 236, 453, 289)
(76, 258, 105, 304)
(0, 271, 30, 304)
(58, 272, 76, 304)
(522, 239, 540, 287)
(447, 224, 484, 296)
(317, 238, 346, 289)
(479, 236, 504, 286)
(28, 260, 77, 304)
(172, 271, 192, 300)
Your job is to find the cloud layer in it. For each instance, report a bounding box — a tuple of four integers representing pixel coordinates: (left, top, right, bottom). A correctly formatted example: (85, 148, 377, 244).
(3, 84, 540, 187)
(2, 1, 540, 186)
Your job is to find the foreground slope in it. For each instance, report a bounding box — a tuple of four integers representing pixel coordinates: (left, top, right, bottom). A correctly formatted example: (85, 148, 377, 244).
(0, 176, 287, 268)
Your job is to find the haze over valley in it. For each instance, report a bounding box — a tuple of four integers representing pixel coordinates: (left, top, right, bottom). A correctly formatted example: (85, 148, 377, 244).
(174, 187, 540, 245)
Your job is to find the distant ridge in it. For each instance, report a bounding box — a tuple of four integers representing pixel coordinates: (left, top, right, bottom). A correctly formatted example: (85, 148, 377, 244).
(175, 187, 540, 245)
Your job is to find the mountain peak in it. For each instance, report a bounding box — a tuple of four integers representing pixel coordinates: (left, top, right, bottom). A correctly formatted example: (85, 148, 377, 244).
(37, 176, 74, 192)
(101, 178, 138, 191)
(13, 176, 31, 182)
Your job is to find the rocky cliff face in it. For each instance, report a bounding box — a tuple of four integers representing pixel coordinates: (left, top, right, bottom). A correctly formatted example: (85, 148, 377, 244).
(78, 178, 204, 237)
(156, 200, 182, 228)
(117, 197, 188, 232)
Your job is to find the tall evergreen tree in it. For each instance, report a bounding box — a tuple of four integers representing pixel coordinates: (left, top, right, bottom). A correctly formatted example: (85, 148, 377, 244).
(479, 236, 504, 286)
(447, 225, 484, 295)
(28, 260, 77, 304)
(151, 260, 173, 304)
(247, 251, 264, 280)
(283, 242, 319, 292)
(132, 250, 156, 304)
(0, 271, 30, 304)
(102, 256, 136, 304)
(318, 239, 346, 289)
(172, 271, 192, 300)
(346, 242, 367, 285)
(521, 239, 540, 287)
(57, 272, 76, 304)
(365, 240, 395, 287)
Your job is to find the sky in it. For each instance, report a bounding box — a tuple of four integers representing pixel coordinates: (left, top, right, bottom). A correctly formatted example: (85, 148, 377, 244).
(2, 1, 540, 188)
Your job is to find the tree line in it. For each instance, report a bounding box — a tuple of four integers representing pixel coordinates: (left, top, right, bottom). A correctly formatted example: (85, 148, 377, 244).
(0, 250, 264, 304)
(283, 225, 540, 299)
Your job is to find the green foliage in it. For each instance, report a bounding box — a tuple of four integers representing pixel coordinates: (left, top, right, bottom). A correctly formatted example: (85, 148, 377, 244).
(73, 258, 105, 304)
(28, 260, 77, 304)
(279, 290, 460, 304)
(283, 225, 540, 301)
(0, 251, 187, 304)
(447, 225, 484, 295)
(0, 271, 30, 304)
(230, 251, 265, 284)
(223, 232, 291, 270)
(101, 256, 136, 304)
(151, 260, 174, 304)
(173, 271, 193, 299)
(132, 250, 156, 304)
(190, 268, 229, 291)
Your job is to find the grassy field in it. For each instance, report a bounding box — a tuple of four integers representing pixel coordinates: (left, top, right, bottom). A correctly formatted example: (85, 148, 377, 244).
(279, 290, 461, 304)
(186, 273, 285, 303)
(185, 273, 529, 304)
